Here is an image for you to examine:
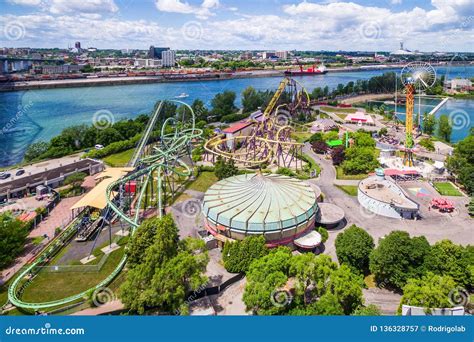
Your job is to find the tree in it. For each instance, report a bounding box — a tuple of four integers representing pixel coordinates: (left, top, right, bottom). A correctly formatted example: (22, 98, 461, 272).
(308, 132, 323, 143)
(399, 273, 457, 313)
(335, 225, 374, 275)
(97, 127, 122, 146)
(327, 264, 364, 314)
(214, 156, 238, 180)
(243, 247, 293, 315)
(330, 146, 345, 166)
(222, 235, 269, 273)
(211, 91, 237, 119)
(63, 171, 87, 188)
(311, 140, 328, 154)
(438, 114, 452, 142)
(422, 112, 437, 135)
(370, 231, 431, 290)
(24, 141, 49, 162)
(0, 213, 28, 269)
(446, 135, 474, 195)
(312, 293, 344, 315)
(191, 99, 209, 122)
(315, 227, 329, 243)
(126, 217, 163, 266)
(242, 86, 263, 113)
(342, 147, 379, 175)
(120, 215, 208, 314)
(468, 198, 474, 217)
(353, 304, 381, 316)
(289, 254, 337, 303)
(423, 240, 474, 290)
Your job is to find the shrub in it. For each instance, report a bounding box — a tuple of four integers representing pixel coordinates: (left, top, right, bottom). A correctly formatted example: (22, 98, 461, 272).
(315, 227, 329, 243)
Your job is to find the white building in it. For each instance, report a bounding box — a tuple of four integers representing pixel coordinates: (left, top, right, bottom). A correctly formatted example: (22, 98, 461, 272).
(134, 59, 162, 68)
(161, 50, 176, 67)
(445, 78, 472, 93)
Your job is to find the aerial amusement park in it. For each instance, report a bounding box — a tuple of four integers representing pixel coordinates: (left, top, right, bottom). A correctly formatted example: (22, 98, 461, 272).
(3, 62, 472, 317)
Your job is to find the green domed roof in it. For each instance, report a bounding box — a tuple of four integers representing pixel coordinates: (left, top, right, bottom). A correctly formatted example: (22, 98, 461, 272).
(202, 173, 318, 232)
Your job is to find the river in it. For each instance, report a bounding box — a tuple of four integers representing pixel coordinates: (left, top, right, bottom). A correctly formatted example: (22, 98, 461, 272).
(0, 65, 473, 166)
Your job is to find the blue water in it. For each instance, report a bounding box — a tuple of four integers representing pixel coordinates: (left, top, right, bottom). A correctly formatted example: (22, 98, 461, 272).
(0, 65, 473, 166)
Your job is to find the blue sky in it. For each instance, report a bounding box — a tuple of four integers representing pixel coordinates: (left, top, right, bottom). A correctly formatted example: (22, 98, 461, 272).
(0, 0, 473, 51)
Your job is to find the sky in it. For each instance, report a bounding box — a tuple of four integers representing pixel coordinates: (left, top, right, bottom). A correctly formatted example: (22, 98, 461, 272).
(0, 0, 473, 51)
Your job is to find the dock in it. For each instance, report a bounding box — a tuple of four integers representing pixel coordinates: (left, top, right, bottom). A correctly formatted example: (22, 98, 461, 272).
(429, 97, 449, 115)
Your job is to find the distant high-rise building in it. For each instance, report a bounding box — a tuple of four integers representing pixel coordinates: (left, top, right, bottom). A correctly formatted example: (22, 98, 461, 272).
(262, 51, 276, 59)
(240, 51, 253, 60)
(275, 51, 289, 60)
(161, 50, 176, 67)
(149, 46, 169, 59)
(75, 41, 81, 49)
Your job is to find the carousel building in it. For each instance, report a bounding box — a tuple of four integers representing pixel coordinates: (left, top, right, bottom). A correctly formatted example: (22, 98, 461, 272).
(202, 173, 320, 247)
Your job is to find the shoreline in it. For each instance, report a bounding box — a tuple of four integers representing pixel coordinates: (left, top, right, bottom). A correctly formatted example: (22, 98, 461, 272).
(0, 64, 410, 92)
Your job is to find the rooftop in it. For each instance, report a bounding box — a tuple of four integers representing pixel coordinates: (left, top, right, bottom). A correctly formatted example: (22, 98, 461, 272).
(359, 176, 419, 210)
(202, 173, 318, 233)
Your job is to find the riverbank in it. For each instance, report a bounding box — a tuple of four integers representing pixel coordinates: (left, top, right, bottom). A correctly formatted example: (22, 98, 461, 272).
(0, 64, 409, 92)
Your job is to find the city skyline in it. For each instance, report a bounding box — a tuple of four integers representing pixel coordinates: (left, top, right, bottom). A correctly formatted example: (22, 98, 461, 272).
(1, 0, 473, 51)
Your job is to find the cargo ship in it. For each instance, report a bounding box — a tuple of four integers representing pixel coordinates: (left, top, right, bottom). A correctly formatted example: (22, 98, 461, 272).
(285, 63, 327, 76)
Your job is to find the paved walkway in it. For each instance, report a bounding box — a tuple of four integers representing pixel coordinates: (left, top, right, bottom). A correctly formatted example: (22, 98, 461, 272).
(71, 300, 124, 315)
(363, 288, 402, 315)
(303, 143, 473, 248)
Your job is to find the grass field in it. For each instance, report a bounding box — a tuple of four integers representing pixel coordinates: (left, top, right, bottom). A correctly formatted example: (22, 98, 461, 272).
(336, 166, 368, 180)
(433, 182, 462, 196)
(320, 106, 358, 114)
(335, 184, 358, 196)
(188, 171, 218, 192)
(21, 244, 125, 303)
(291, 132, 313, 143)
(103, 148, 134, 167)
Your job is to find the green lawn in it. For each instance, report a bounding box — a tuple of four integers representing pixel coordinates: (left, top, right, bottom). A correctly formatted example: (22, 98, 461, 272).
(433, 182, 462, 196)
(103, 148, 135, 167)
(21, 246, 125, 303)
(336, 166, 368, 180)
(188, 171, 218, 192)
(320, 106, 358, 113)
(335, 184, 358, 196)
(291, 132, 313, 143)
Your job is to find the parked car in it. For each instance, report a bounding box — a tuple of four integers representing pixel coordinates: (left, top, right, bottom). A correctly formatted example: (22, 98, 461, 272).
(0, 172, 11, 180)
(94, 144, 104, 150)
(15, 169, 25, 176)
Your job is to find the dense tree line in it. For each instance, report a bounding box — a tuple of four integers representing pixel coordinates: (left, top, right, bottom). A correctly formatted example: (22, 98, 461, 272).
(243, 247, 366, 315)
(446, 133, 474, 195)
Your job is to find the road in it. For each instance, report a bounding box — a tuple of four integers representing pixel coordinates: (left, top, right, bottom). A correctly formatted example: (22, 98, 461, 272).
(303, 143, 473, 249)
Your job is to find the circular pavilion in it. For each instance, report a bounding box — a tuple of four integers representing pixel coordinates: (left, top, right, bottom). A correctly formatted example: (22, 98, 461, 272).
(202, 173, 319, 246)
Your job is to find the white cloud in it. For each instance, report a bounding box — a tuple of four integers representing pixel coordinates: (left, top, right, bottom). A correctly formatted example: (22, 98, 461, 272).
(49, 0, 119, 14)
(7, 0, 41, 5)
(391, 0, 402, 4)
(155, 0, 219, 19)
(0, 0, 472, 51)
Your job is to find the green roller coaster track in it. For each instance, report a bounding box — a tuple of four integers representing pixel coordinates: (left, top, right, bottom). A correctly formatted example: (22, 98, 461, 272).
(7, 100, 202, 311)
